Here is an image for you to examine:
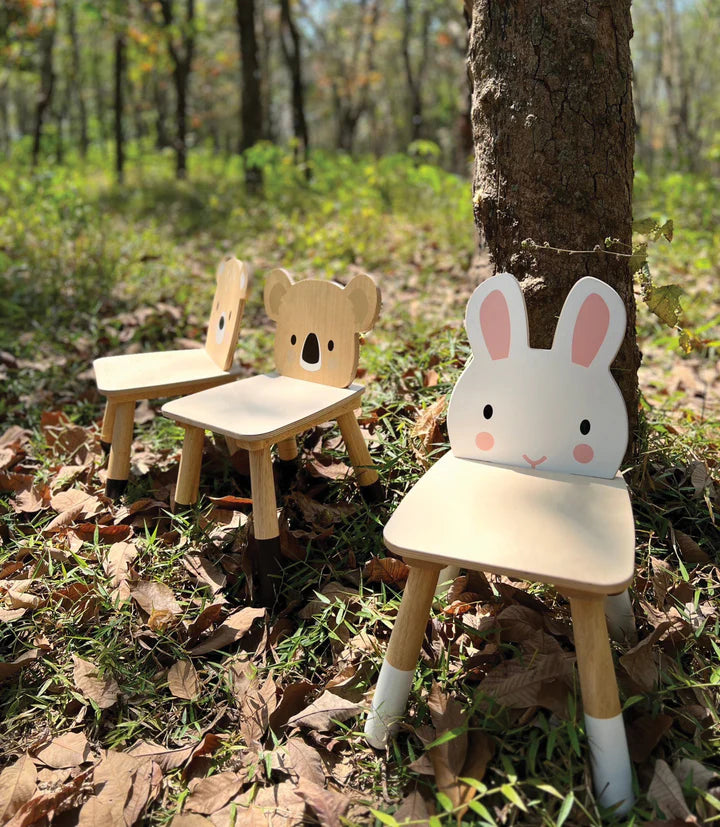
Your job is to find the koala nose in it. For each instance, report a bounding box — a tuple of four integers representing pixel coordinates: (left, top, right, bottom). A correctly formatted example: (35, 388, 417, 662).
(301, 333, 320, 364)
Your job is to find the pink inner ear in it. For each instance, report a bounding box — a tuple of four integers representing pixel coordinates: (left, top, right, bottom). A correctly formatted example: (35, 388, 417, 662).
(572, 293, 610, 367)
(480, 290, 511, 360)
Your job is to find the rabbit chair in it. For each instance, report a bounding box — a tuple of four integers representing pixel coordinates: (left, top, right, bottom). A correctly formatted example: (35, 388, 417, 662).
(365, 273, 636, 815)
(161, 269, 382, 604)
(93, 257, 249, 499)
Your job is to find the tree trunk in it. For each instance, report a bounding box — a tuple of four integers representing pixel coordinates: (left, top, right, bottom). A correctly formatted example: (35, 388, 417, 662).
(67, 3, 89, 157)
(114, 31, 125, 184)
(92, 49, 108, 152)
(31, 4, 58, 167)
(279, 0, 309, 164)
(469, 0, 640, 449)
(236, 0, 263, 188)
(153, 76, 171, 149)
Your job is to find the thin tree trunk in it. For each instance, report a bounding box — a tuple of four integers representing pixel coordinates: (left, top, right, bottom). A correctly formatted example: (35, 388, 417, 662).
(31, 2, 58, 167)
(259, 0, 276, 142)
(153, 76, 171, 149)
(469, 0, 640, 449)
(279, 0, 309, 163)
(67, 3, 89, 157)
(401, 0, 430, 142)
(114, 30, 126, 184)
(92, 49, 108, 152)
(236, 0, 263, 188)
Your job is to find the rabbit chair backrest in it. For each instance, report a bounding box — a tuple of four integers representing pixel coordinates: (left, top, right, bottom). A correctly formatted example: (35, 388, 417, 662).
(447, 273, 628, 479)
(204, 256, 250, 371)
(263, 270, 381, 389)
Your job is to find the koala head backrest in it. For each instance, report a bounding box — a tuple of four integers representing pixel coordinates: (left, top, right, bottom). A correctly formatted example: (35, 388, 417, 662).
(264, 270, 381, 388)
(204, 256, 250, 371)
(446, 272, 628, 479)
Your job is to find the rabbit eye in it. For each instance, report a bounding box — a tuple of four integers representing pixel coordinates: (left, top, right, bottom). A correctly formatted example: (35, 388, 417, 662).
(580, 419, 591, 435)
(291, 334, 297, 345)
(483, 404, 493, 420)
(328, 340, 334, 351)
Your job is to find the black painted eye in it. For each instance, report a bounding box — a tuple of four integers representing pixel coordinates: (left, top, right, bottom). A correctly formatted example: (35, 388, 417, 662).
(291, 334, 297, 345)
(580, 419, 591, 435)
(218, 315, 225, 330)
(483, 404, 493, 419)
(328, 340, 334, 351)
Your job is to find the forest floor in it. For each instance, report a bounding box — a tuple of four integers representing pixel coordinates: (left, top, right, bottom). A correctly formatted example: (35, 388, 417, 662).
(0, 148, 719, 826)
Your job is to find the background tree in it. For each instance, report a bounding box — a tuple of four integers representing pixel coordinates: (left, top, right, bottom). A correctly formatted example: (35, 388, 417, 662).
(468, 0, 641, 445)
(113, 5, 126, 184)
(31, 0, 58, 167)
(236, 0, 263, 186)
(279, 0, 309, 163)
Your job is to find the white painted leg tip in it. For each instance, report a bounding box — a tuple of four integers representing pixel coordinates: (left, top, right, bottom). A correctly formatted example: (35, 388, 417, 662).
(585, 713, 634, 815)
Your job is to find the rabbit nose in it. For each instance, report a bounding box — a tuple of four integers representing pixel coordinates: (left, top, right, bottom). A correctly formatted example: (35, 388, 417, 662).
(302, 333, 320, 364)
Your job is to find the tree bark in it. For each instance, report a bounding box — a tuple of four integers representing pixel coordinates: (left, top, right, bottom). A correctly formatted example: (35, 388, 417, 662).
(469, 0, 640, 449)
(114, 30, 125, 184)
(67, 3, 89, 157)
(279, 0, 309, 163)
(31, 2, 58, 167)
(236, 0, 263, 187)
(159, 0, 195, 179)
(401, 0, 430, 142)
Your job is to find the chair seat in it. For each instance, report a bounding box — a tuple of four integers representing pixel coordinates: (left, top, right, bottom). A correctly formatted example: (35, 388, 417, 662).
(384, 452, 635, 594)
(94, 349, 240, 398)
(161, 373, 364, 444)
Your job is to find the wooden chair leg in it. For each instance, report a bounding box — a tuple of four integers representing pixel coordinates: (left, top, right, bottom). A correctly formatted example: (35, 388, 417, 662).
(605, 589, 638, 646)
(100, 399, 117, 454)
(337, 411, 382, 504)
(276, 436, 299, 486)
(106, 401, 135, 499)
(249, 446, 282, 606)
(570, 593, 634, 815)
(435, 565, 461, 597)
(365, 564, 441, 748)
(174, 425, 205, 507)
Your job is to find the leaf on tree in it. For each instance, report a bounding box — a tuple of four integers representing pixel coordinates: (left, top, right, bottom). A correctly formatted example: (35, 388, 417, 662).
(287, 690, 362, 731)
(72, 656, 120, 709)
(168, 661, 201, 701)
(645, 284, 684, 327)
(0, 754, 37, 823)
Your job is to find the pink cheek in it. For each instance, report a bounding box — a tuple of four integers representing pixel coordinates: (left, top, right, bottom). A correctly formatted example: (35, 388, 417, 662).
(475, 432, 495, 451)
(573, 443, 594, 464)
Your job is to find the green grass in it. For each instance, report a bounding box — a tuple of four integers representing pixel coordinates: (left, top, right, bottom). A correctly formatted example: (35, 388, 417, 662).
(0, 147, 718, 825)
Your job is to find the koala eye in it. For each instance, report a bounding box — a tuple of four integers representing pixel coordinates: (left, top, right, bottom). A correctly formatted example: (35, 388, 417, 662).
(580, 419, 591, 435)
(483, 404, 493, 419)
(218, 314, 225, 330)
(291, 334, 297, 345)
(328, 340, 334, 351)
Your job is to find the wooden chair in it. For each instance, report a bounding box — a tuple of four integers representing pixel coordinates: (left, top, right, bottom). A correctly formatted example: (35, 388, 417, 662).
(365, 273, 636, 815)
(161, 269, 382, 603)
(93, 256, 249, 499)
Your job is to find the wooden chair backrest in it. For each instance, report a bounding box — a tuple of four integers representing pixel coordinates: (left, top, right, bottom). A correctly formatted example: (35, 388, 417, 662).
(263, 270, 381, 388)
(204, 257, 250, 371)
(447, 273, 628, 479)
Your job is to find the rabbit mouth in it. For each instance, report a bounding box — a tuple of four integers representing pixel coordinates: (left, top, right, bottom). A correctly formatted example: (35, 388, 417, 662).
(522, 454, 547, 469)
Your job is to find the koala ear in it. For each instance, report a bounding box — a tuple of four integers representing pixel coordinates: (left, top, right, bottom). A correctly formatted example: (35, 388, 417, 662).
(264, 268, 293, 321)
(344, 272, 381, 332)
(219, 256, 249, 296)
(465, 272, 529, 361)
(552, 277, 626, 369)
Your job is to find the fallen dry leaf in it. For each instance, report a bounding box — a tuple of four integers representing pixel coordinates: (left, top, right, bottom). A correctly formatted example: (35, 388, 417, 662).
(168, 661, 201, 701)
(76, 796, 115, 826)
(363, 556, 409, 586)
(620, 623, 670, 693)
(294, 777, 350, 827)
(189, 607, 265, 656)
(648, 758, 696, 822)
(72, 656, 120, 709)
(393, 790, 431, 825)
(627, 714, 674, 763)
(128, 732, 222, 772)
(0, 754, 37, 823)
(131, 580, 182, 617)
(4, 766, 92, 827)
(185, 772, 243, 815)
(287, 690, 362, 731)
(33, 732, 90, 769)
(270, 736, 325, 786)
(182, 555, 226, 594)
(0, 649, 39, 682)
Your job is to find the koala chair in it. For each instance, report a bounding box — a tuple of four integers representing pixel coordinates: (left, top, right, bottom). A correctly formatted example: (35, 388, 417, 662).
(162, 269, 382, 605)
(365, 273, 637, 817)
(93, 257, 249, 499)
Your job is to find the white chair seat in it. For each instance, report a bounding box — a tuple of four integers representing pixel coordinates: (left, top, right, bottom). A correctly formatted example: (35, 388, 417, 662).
(383, 452, 634, 594)
(93, 349, 241, 398)
(161, 373, 364, 444)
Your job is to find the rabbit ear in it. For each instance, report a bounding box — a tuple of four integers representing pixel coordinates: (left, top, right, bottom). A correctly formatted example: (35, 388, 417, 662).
(552, 277, 626, 368)
(465, 272, 529, 361)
